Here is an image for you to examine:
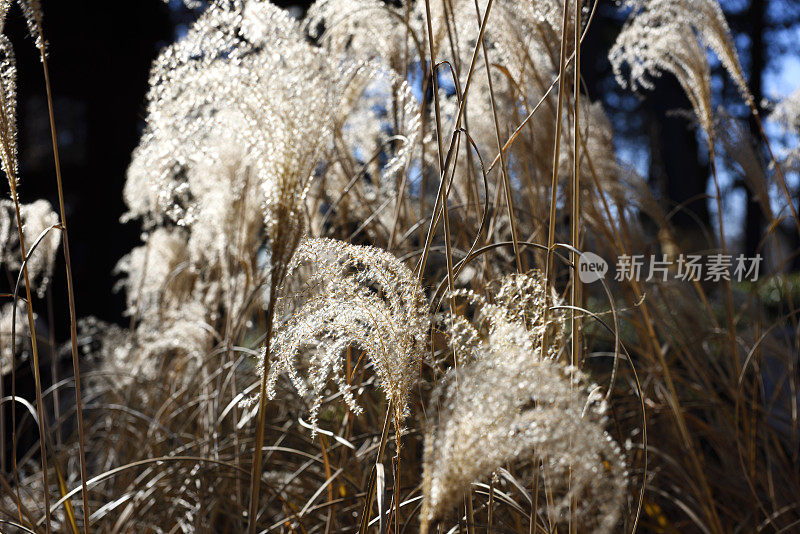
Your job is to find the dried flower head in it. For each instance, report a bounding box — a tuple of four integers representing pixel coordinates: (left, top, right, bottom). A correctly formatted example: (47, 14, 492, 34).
(610, 0, 748, 133)
(0, 32, 16, 186)
(125, 0, 337, 289)
(0, 300, 28, 375)
(104, 0, 346, 397)
(262, 237, 428, 433)
(0, 198, 60, 297)
(771, 86, 800, 172)
(115, 227, 191, 319)
(17, 0, 43, 49)
(421, 272, 627, 533)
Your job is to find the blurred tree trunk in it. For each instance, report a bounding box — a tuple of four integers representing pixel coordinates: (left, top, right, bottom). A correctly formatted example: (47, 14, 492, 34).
(578, 5, 710, 253)
(646, 76, 711, 253)
(745, 0, 766, 259)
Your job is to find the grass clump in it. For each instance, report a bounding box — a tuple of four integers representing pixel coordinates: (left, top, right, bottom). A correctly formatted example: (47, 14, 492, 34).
(1, 0, 799, 532)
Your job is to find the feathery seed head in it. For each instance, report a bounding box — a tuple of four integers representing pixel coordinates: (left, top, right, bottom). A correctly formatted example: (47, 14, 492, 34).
(0, 34, 16, 187)
(0, 199, 60, 297)
(611, 0, 748, 133)
(126, 0, 336, 289)
(0, 301, 28, 376)
(771, 87, 800, 171)
(421, 272, 626, 533)
(262, 237, 428, 434)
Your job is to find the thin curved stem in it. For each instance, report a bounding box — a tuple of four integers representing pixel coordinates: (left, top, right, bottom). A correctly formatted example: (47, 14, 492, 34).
(36, 34, 91, 532)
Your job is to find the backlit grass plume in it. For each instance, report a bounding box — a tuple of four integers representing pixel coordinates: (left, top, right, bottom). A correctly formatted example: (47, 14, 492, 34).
(610, 0, 747, 132)
(0, 300, 28, 375)
(116, 0, 341, 369)
(421, 272, 627, 533)
(1, 198, 60, 296)
(125, 0, 336, 272)
(771, 86, 800, 171)
(0, 32, 16, 186)
(262, 237, 428, 433)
